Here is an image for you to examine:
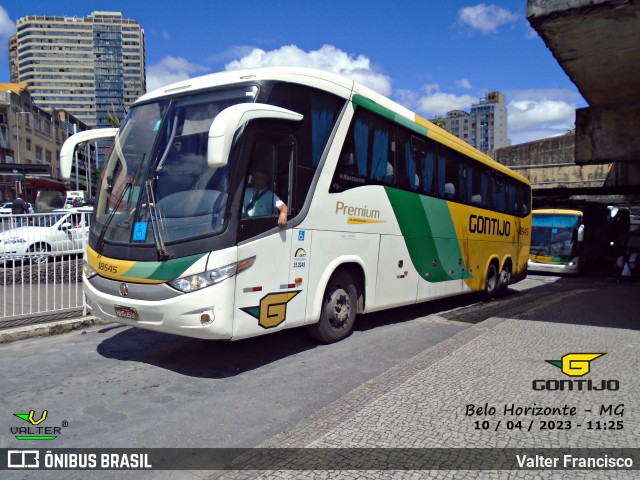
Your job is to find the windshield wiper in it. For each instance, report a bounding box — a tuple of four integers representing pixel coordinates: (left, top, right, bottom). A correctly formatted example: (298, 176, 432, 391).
(96, 182, 132, 254)
(144, 180, 172, 261)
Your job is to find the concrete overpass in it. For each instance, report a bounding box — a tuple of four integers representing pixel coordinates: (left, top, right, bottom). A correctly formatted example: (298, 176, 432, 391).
(526, 0, 640, 195)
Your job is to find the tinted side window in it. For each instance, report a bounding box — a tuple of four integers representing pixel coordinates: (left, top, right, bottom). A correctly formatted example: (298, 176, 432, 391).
(331, 107, 396, 192)
(396, 131, 435, 195)
(436, 148, 461, 202)
(267, 83, 345, 212)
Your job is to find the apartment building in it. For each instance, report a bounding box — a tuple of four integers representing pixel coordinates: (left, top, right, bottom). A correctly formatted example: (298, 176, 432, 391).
(9, 11, 145, 128)
(439, 91, 510, 153)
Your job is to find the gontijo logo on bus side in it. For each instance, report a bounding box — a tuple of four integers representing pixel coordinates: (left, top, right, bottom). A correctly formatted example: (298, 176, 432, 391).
(241, 291, 301, 329)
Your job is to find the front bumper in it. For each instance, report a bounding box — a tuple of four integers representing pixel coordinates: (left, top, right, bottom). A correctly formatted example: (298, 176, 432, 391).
(84, 274, 235, 339)
(527, 259, 579, 274)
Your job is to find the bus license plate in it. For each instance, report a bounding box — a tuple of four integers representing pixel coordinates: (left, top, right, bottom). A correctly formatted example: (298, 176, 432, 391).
(114, 305, 139, 320)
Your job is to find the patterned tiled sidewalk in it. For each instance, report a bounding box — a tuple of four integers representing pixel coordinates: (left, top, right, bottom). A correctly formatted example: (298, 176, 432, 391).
(215, 281, 639, 479)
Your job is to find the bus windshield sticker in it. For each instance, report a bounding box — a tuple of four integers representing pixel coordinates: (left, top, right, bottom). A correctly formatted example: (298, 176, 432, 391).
(133, 222, 148, 242)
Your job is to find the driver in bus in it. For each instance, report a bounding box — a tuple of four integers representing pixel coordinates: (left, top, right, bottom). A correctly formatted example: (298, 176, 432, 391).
(242, 169, 288, 226)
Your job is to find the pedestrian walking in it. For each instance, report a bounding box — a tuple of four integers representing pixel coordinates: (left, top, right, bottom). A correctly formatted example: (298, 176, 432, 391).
(11, 195, 28, 227)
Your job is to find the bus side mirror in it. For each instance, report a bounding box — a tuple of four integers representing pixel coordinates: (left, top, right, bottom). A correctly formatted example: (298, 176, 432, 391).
(207, 103, 303, 169)
(577, 224, 585, 242)
(60, 128, 118, 180)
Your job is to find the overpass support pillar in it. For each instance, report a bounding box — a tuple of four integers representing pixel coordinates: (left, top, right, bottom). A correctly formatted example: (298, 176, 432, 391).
(576, 101, 640, 166)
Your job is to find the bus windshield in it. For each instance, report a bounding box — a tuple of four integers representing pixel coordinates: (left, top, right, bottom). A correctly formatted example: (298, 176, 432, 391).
(92, 86, 258, 247)
(530, 213, 580, 261)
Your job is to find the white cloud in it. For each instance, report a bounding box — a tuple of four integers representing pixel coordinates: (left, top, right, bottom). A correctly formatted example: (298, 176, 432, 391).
(393, 88, 420, 109)
(146, 56, 211, 91)
(418, 92, 477, 118)
(458, 4, 518, 34)
(508, 99, 575, 130)
(506, 88, 580, 143)
(225, 44, 392, 96)
(0, 6, 15, 39)
(508, 98, 576, 144)
(456, 78, 473, 90)
(402, 83, 476, 118)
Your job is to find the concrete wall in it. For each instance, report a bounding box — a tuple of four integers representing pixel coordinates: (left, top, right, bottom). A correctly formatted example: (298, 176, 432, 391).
(490, 133, 612, 189)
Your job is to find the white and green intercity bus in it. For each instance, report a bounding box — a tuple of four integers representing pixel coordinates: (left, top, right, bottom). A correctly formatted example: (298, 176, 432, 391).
(61, 67, 531, 343)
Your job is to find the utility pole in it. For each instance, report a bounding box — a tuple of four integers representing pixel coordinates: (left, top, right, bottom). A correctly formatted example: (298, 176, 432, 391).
(15, 111, 31, 197)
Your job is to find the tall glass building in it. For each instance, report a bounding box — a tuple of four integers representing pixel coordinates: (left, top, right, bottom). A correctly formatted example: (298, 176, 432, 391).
(9, 11, 145, 128)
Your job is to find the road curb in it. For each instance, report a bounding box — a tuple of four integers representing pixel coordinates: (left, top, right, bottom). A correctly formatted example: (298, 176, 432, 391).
(0, 316, 113, 344)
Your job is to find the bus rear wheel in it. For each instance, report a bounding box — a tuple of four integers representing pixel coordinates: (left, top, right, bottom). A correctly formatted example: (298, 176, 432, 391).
(307, 270, 357, 343)
(483, 263, 498, 300)
(496, 265, 511, 297)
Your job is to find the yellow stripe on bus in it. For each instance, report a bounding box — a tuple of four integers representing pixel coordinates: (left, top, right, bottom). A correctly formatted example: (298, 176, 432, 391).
(86, 246, 166, 284)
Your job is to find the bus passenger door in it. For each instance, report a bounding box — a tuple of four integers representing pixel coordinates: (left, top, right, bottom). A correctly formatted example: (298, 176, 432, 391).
(233, 134, 304, 339)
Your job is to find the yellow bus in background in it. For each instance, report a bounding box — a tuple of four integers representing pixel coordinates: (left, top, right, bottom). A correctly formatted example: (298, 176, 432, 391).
(529, 207, 629, 274)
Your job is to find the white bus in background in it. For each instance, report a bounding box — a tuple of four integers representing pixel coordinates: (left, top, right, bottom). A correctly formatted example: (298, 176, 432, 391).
(60, 67, 531, 343)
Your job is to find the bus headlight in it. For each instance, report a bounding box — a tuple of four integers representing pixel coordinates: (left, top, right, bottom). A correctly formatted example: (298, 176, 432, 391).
(83, 260, 97, 279)
(169, 256, 255, 293)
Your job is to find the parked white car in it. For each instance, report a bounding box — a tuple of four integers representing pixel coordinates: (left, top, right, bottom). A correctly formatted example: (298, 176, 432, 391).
(0, 201, 35, 215)
(0, 208, 92, 264)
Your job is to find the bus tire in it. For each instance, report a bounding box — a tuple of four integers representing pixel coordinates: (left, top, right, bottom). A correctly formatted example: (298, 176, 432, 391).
(483, 263, 498, 300)
(496, 265, 511, 297)
(307, 270, 357, 343)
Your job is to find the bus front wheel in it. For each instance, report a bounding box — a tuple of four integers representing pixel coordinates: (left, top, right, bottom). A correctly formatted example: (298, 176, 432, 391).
(307, 270, 357, 343)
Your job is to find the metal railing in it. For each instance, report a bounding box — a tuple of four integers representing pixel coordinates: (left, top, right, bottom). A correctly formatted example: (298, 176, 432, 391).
(1, 211, 91, 328)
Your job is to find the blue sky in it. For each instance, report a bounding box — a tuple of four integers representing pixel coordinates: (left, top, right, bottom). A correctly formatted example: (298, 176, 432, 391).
(0, 1, 586, 145)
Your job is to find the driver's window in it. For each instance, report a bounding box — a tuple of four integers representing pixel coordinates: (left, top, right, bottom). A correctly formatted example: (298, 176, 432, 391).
(238, 135, 294, 242)
(242, 147, 279, 220)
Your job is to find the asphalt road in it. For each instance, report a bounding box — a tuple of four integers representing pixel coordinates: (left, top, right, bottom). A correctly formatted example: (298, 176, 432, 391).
(0, 291, 488, 451)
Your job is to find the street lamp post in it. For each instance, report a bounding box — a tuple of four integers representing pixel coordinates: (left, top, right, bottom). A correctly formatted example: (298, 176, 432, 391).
(15, 111, 31, 197)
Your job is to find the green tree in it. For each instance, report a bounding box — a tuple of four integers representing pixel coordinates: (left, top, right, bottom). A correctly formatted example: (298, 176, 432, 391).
(106, 103, 122, 128)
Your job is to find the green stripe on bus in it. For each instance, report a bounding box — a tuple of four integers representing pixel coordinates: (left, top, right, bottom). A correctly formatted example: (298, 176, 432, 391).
(352, 94, 428, 137)
(124, 253, 207, 281)
(385, 187, 469, 282)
